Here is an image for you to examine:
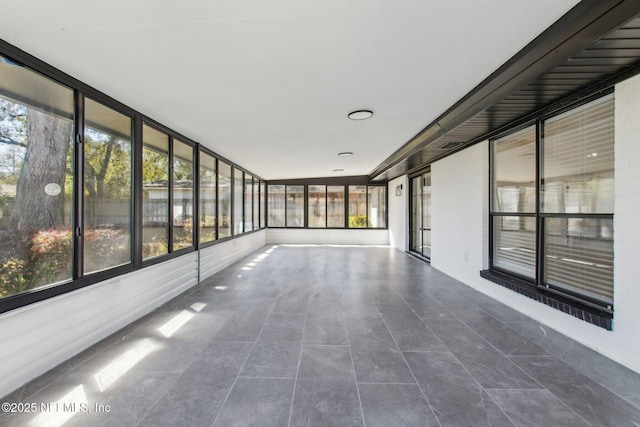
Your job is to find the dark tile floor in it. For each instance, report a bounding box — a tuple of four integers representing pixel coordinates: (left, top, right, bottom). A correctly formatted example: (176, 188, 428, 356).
(2, 245, 640, 426)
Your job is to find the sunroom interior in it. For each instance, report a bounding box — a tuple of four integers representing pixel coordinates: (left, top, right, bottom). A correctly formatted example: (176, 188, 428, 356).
(1, 0, 640, 425)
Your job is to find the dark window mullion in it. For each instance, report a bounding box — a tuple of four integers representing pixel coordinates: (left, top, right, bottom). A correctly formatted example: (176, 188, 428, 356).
(215, 158, 219, 240)
(168, 136, 174, 251)
(536, 120, 543, 287)
(194, 147, 200, 247)
(132, 115, 143, 268)
(73, 91, 85, 279)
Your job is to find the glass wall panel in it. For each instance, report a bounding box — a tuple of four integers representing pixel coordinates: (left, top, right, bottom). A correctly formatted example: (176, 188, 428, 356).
(84, 98, 132, 273)
(542, 95, 614, 214)
(544, 217, 613, 303)
(253, 180, 259, 230)
(493, 216, 536, 279)
(0, 56, 74, 298)
(422, 174, 432, 259)
(411, 176, 422, 254)
(308, 185, 326, 228)
(268, 185, 285, 227)
(142, 124, 169, 259)
(199, 151, 216, 243)
(493, 126, 536, 213)
(367, 186, 386, 228)
(410, 173, 431, 258)
(286, 185, 304, 227)
(348, 185, 367, 228)
(260, 181, 266, 228)
(327, 186, 345, 228)
(233, 168, 243, 235)
(172, 140, 193, 250)
(244, 174, 253, 231)
(218, 161, 232, 238)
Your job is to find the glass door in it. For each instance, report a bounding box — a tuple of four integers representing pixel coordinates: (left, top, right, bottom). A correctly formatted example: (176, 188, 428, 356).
(410, 171, 431, 260)
(421, 172, 431, 259)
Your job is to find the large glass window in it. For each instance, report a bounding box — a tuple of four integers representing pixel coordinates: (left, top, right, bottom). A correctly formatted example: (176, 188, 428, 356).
(541, 95, 614, 304)
(260, 181, 266, 228)
(367, 186, 386, 228)
(199, 151, 216, 243)
(142, 124, 169, 259)
(0, 52, 268, 312)
(233, 168, 244, 235)
(244, 173, 253, 231)
(348, 185, 367, 228)
(327, 186, 345, 228)
(0, 56, 74, 298)
(253, 179, 260, 230)
(308, 185, 327, 228)
(172, 140, 194, 250)
(490, 95, 614, 308)
(492, 126, 536, 279)
(268, 185, 285, 227)
(286, 185, 304, 227)
(84, 98, 132, 273)
(266, 183, 387, 229)
(218, 161, 232, 238)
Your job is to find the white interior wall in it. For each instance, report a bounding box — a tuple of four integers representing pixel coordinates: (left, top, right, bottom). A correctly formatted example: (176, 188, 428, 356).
(424, 75, 640, 374)
(266, 228, 389, 246)
(388, 175, 409, 251)
(0, 230, 266, 398)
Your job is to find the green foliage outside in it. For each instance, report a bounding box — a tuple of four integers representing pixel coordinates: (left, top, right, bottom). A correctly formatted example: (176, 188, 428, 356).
(348, 215, 367, 228)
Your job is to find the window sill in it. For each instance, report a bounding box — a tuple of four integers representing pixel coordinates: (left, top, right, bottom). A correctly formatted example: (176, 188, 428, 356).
(479, 270, 613, 330)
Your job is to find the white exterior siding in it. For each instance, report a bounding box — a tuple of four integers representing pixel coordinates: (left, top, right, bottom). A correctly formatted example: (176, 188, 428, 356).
(0, 231, 266, 397)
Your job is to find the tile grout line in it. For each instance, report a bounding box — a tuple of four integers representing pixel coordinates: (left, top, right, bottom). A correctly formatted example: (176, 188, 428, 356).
(377, 313, 443, 427)
(286, 312, 307, 427)
(344, 313, 367, 427)
(209, 305, 274, 427)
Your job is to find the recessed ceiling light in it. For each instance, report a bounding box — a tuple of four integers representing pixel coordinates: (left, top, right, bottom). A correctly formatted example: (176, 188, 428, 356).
(348, 110, 373, 120)
(333, 169, 344, 172)
(338, 152, 353, 157)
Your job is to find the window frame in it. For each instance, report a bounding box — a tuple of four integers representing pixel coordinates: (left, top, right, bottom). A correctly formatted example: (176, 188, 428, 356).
(488, 91, 615, 312)
(0, 40, 266, 314)
(265, 179, 388, 230)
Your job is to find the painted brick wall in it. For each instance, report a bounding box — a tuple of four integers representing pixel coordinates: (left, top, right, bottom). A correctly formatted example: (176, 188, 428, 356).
(425, 74, 640, 373)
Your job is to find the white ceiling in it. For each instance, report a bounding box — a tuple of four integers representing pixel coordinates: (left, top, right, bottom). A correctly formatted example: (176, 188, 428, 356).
(1, 0, 579, 180)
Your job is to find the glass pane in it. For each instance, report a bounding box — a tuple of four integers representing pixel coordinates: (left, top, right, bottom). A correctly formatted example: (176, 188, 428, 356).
(172, 140, 193, 250)
(142, 124, 169, 259)
(348, 185, 367, 228)
(411, 177, 422, 253)
(218, 161, 232, 238)
(308, 185, 326, 228)
(199, 152, 216, 243)
(544, 217, 613, 304)
(421, 173, 431, 258)
(260, 181, 266, 228)
(253, 180, 259, 230)
(84, 98, 132, 273)
(233, 168, 243, 235)
(268, 185, 285, 227)
(244, 174, 253, 231)
(492, 216, 536, 279)
(542, 95, 614, 214)
(286, 185, 304, 227)
(0, 56, 74, 298)
(493, 126, 536, 213)
(327, 186, 345, 228)
(367, 186, 386, 228)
